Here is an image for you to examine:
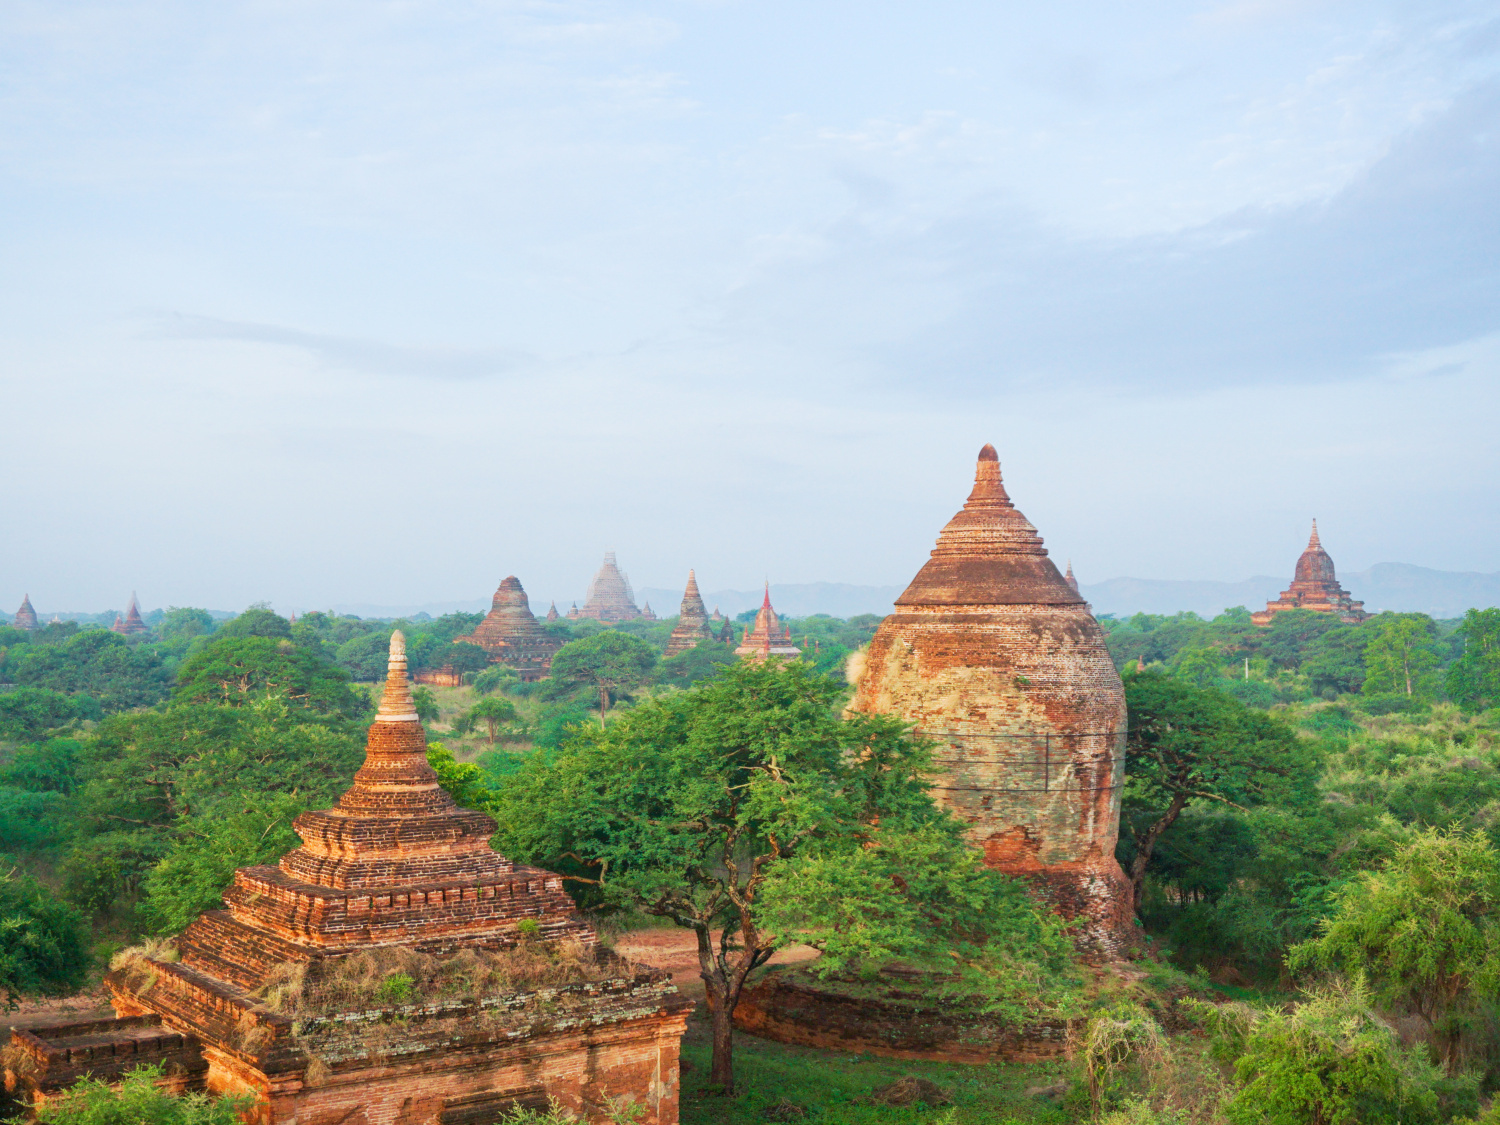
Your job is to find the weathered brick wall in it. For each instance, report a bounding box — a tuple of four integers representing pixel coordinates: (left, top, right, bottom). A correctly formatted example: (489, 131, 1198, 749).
(733, 972, 1071, 1064)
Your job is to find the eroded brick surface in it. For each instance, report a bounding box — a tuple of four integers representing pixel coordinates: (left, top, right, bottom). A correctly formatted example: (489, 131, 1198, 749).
(850, 445, 1134, 958)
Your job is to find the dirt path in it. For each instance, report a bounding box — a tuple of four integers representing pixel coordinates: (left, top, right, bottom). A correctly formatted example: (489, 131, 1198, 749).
(613, 929, 818, 1002)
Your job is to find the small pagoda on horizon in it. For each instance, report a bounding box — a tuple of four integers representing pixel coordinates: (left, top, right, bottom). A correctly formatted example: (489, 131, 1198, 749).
(734, 586, 801, 663)
(663, 571, 717, 657)
(1251, 521, 1367, 627)
(577, 552, 640, 622)
(109, 593, 151, 637)
(11, 595, 39, 631)
(455, 576, 562, 682)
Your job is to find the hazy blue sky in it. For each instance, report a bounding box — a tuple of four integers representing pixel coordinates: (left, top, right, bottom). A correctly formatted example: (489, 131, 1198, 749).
(3, 0, 1497, 613)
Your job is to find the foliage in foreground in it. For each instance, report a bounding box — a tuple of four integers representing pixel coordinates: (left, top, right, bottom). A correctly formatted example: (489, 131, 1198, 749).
(0, 870, 89, 1007)
(23, 1064, 251, 1124)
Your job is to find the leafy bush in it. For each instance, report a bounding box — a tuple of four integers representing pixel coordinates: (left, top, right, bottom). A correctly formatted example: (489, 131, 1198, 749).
(0, 870, 89, 1005)
(27, 1064, 251, 1124)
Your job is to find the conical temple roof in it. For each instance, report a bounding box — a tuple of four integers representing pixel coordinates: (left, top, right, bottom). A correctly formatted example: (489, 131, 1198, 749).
(580, 551, 640, 621)
(678, 570, 707, 624)
(896, 444, 1083, 607)
(12, 595, 38, 630)
(1293, 519, 1338, 586)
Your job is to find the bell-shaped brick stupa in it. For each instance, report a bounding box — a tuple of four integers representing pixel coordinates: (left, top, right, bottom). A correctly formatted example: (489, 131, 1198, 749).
(457, 576, 562, 681)
(849, 444, 1133, 957)
(1251, 521, 1366, 626)
(663, 571, 715, 657)
(11, 594, 39, 631)
(578, 552, 640, 622)
(6, 633, 690, 1121)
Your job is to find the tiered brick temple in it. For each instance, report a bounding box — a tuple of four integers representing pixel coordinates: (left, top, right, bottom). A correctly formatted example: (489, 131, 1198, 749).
(849, 444, 1133, 958)
(110, 593, 151, 637)
(11, 594, 38, 631)
(734, 587, 801, 663)
(640, 602, 657, 622)
(577, 553, 640, 622)
(1251, 521, 1367, 626)
(7, 634, 690, 1123)
(546, 603, 560, 622)
(456, 577, 563, 682)
(663, 571, 715, 657)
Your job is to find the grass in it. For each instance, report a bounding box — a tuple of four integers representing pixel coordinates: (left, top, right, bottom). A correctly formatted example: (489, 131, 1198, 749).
(678, 1022, 1087, 1125)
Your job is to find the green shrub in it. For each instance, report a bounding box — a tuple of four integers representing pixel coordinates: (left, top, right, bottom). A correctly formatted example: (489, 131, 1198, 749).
(27, 1063, 252, 1123)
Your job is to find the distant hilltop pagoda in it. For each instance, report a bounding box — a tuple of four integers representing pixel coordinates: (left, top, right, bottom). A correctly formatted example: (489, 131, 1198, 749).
(110, 593, 151, 637)
(457, 576, 563, 681)
(1251, 521, 1366, 627)
(664, 571, 716, 657)
(577, 552, 640, 622)
(734, 586, 801, 663)
(849, 444, 1132, 957)
(11, 594, 38, 631)
(6, 634, 691, 1122)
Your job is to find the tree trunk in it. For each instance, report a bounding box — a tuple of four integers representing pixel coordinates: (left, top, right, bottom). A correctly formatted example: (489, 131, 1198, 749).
(692, 922, 769, 1093)
(707, 985, 736, 1091)
(599, 685, 609, 725)
(1128, 790, 1190, 914)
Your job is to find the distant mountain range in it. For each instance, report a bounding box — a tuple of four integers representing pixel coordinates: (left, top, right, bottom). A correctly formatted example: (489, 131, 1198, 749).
(12, 564, 1494, 625)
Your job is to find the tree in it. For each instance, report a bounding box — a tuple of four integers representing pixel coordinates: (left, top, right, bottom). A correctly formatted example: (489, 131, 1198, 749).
(1448, 608, 1500, 711)
(1290, 828, 1500, 1074)
(216, 606, 293, 641)
(654, 637, 735, 689)
(0, 687, 88, 740)
(335, 631, 394, 682)
(492, 660, 1076, 1092)
(1302, 625, 1369, 697)
(138, 793, 307, 934)
(0, 870, 89, 1006)
(1362, 614, 1441, 700)
(31, 1064, 251, 1124)
(156, 607, 216, 642)
(1120, 672, 1311, 913)
(549, 631, 657, 722)
(420, 641, 491, 676)
(7, 630, 170, 712)
(458, 696, 520, 745)
(175, 636, 367, 719)
(411, 686, 440, 724)
(1261, 610, 1341, 671)
(1203, 980, 1451, 1125)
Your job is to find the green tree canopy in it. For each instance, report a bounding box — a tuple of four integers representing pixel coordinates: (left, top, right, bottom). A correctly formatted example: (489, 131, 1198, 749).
(216, 606, 293, 641)
(1290, 828, 1500, 1074)
(549, 631, 658, 722)
(654, 637, 735, 689)
(0, 870, 89, 1007)
(5, 629, 170, 712)
(493, 660, 1077, 1091)
(1120, 671, 1313, 912)
(1362, 613, 1443, 700)
(156, 607, 217, 642)
(175, 636, 367, 719)
(457, 696, 520, 745)
(1448, 608, 1500, 712)
(0, 687, 92, 741)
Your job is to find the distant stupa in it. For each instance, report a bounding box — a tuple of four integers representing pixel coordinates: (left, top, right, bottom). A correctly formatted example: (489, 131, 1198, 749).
(734, 586, 801, 663)
(456, 577, 562, 682)
(664, 571, 716, 657)
(1251, 521, 1366, 626)
(110, 593, 151, 637)
(12, 595, 39, 631)
(577, 552, 641, 622)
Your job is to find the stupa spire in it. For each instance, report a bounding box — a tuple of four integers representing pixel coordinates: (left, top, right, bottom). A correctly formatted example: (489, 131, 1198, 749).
(1308, 519, 1321, 549)
(375, 630, 419, 723)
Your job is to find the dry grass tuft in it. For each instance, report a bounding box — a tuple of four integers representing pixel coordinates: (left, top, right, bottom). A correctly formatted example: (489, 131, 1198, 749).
(256, 941, 608, 1017)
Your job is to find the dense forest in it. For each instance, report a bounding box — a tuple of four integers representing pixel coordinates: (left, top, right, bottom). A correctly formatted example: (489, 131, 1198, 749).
(2, 599, 1500, 1122)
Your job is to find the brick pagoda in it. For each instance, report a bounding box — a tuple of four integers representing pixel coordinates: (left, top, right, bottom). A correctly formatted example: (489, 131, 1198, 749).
(1251, 521, 1366, 626)
(8, 634, 690, 1123)
(663, 571, 715, 657)
(457, 577, 562, 682)
(11, 594, 38, 631)
(110, 593, 151, 637)
(849, 444, 1133, 957)
(577, 553, 640, 622)
(733, 586, 801, 663)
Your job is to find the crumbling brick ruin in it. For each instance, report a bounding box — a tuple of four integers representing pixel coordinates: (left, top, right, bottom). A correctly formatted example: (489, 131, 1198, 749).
(849, 444, 1134, 958)
(7, 634, 690, 1124)
(1251, 521, 1366, 626)
(457, 576, 563, 681)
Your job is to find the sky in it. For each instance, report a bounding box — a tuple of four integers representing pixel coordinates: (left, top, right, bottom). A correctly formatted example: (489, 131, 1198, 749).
(2, 0, 1497, 614)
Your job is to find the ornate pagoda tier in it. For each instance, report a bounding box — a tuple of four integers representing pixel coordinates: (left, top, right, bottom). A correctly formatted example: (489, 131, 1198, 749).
(578, 552, 640, 621)
(457, 577, 562, 682)
(849, 445, 1132, 958)
(1251, 521, 1367, 626)
(67, 633, 691, 1125)
(110, 593, 151, 636)
(664, 571, 715, 657)
(734, 586, 801, 663)
(11, 594, 38, 631)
